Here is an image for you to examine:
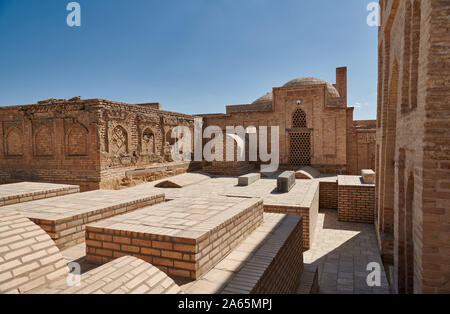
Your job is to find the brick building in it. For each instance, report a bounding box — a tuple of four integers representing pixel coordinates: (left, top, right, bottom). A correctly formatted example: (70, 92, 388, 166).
(201, 67, 376, 175)
(376, 0, 450, 293)
(0, 98, 197, 191)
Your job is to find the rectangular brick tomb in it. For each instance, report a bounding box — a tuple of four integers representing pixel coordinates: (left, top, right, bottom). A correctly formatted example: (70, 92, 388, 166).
(85, 196, 264, 280)
(0, 182, 80, 207)
(0, 189, 165, 249)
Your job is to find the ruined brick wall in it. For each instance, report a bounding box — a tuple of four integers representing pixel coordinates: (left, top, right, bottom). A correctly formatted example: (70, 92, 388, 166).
(0, 100, 101, 191)
(95, 101, 197, 189)
(377, 0, 450, 294)
(0, 99, 198, 191)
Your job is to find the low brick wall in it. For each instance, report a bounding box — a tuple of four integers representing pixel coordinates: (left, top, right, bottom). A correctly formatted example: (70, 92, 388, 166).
(338, 184, 375, 223)
(263, 184, 319, 250)
(85, 198, 264, 280)
(319, 181, 338, 209)
(250, 216, 303, 294)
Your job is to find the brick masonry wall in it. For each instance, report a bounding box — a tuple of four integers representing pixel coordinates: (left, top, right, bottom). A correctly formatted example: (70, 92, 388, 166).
(338, 185, 375, 223)
(32, 194, 164, 250)
(377, 0, 450, 293)
(250, 216, 303, 294)
(85, 200, 264, 280)
(0, 212, 68, 294)
(319, 181, 338, 209)
(263, 184, 319, 249)
(0, 99, 197, 191)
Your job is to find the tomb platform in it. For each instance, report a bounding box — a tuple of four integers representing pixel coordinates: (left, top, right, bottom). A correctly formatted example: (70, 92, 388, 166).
(0, 190, 165, 250)
(0, 182, 79, 207)
(85, 196, 264, 280)
(182, 213, 304, 294)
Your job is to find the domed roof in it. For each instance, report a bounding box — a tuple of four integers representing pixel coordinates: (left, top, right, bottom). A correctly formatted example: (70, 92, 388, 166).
(251, 92, 273, 107)
(283, 77, 341, 98)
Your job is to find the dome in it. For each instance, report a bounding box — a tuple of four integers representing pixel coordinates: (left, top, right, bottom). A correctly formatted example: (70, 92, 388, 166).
(283, 77, 341, 99)
(251, 92, 273, 107)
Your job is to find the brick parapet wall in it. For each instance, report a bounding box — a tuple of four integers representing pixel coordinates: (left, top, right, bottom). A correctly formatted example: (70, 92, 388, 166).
(319, 181, 338, 209)
(338, 185, 375, 223)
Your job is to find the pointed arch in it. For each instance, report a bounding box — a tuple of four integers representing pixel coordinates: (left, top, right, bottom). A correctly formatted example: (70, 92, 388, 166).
(142, 128, 155, 155)
(292, 109, 307, 128)
(111, 125, 128, 156)
(5, 127, 23, 156)
(67, 124, 88, 156)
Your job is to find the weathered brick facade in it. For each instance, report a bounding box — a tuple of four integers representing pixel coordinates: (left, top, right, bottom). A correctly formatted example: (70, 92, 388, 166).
(376, 0, 450, 294)
(201, 68, 376, 175)
(0, 98, 197, 191)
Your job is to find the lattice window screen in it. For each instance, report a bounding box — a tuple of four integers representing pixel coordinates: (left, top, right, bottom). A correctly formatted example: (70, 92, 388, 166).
(111, 126, 128, 155)
(289, 132, 311, 166)
(292, 109, 307, 128)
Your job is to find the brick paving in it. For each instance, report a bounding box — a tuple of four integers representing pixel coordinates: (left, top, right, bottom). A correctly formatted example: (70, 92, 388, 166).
(303, 209, 391, 294)
(0, 212, 68, 294)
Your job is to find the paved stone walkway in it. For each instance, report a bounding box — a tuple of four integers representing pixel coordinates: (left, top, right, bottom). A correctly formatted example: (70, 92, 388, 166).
(304, 209, 391, 294)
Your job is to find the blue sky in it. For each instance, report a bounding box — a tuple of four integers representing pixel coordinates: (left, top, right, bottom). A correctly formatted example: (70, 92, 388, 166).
(0, 0, 378, 120)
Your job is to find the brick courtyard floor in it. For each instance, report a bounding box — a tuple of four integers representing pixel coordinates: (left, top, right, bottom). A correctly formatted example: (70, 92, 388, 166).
(304, 209, 391, 294)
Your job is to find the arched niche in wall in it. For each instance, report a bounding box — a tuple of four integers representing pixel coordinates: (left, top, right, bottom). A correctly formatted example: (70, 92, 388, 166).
(5, 127, 23, 157)
(111, 125, 128, 156)
(66, 124, 89, 156)
(141, 128, 155, 155)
